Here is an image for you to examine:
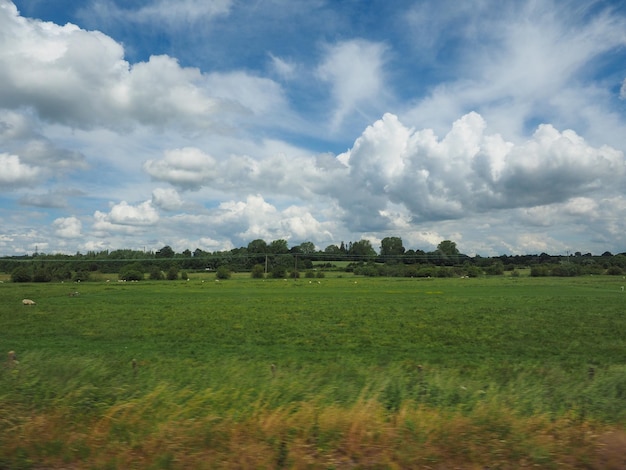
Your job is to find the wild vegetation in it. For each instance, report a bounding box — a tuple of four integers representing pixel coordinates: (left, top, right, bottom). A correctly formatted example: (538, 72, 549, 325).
(1, 274, 626, 468)
(2, 237, 626, 283)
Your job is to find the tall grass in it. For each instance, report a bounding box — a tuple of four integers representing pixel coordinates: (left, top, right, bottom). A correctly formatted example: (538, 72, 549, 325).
(1, 276, 626, 468)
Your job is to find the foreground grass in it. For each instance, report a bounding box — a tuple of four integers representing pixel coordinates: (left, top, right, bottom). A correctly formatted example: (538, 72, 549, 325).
(1, 275, 626, 468)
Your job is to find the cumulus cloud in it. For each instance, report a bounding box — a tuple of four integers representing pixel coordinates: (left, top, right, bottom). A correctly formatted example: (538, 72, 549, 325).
(142, 111, 625, 236)
(0, 110, 34, 141)
(621, 79, 626, 99)
(92, 200, 159, 236)
(19, 189, 83, 209)
(0, 153, 41, 189)
(279, 205, 333, 241)
(144, 147, 218, 190)
(143, 145, 339, 197)
(332, 112, 625, 227)
(0, 111, 88, 195)
(317, 39, 388, 130)
(0, 3, 285, 131)
(209, 194, 332, 245)
(53, 216, 82, 238)
(108, 200, 159, 226)
(152, 187, 184, 211)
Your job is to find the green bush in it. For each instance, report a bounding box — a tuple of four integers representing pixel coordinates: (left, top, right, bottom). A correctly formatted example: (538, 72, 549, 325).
(33, 267, 52, 282)
(270, 266, 286, 278)
(251, 264, 265, 279)
(11, 266, 32, 282)
(530, 265, 550, 277)
(73, 271, 91, 282)
(216, 266, 231, 280)
(150, 266, 165, 280)
(606, 265, 624, 275)
(166, 266, 178, 280)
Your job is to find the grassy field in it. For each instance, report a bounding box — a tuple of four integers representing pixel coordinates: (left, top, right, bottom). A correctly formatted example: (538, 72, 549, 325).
(1, 274, 626, 468)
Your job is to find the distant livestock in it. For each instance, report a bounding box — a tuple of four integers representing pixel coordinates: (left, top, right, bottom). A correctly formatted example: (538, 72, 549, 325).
(22, 299, 36, 306)
(7, 351, 18, 367)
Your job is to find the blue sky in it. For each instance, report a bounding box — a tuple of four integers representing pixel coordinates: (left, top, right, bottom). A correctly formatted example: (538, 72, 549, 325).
(1, 0, 626, 256)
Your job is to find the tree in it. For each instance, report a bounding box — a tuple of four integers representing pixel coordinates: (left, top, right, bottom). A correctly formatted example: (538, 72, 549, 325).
(247, 239, 268, 253)
(348, 240, 376, 259)
(380, 237, 405, 258)
(297, 241, 316, 254)
(437, 240, 459, 256)
(324, 244, 341, 255)
(269, 239, 289, 254)
(155, 245, 175, 258)
(33, 267, 52, 282)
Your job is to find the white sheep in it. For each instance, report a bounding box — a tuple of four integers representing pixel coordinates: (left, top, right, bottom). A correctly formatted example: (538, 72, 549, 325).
(22, 299, 36, 306)
(7, 350, 18, 367)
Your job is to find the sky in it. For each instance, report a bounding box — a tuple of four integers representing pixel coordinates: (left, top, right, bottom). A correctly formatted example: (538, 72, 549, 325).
(1, 0, 626, 257)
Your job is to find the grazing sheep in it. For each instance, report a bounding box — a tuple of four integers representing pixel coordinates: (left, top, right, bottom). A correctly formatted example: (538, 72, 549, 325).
(22, 299, 36, 306)
(7, 351, 18, 367)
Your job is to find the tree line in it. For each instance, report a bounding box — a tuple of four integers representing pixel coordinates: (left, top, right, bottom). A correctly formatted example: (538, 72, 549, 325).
(2, 237, 626, 282)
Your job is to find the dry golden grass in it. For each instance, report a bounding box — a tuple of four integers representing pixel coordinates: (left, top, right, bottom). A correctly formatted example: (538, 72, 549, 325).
(1, 391, 622, 469)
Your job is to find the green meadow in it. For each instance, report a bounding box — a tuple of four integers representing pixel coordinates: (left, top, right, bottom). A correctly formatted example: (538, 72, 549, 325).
(1, 275, 626, 468)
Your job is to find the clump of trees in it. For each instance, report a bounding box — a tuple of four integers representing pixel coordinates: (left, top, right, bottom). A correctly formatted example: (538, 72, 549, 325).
(3, 239, 625, 282)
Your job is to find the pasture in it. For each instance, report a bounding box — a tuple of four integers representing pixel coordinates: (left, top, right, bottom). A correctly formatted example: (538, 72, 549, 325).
(1, 275, 626, 468)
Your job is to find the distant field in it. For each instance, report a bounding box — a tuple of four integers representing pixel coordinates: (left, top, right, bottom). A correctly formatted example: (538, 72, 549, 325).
(1, 275, 626, 468)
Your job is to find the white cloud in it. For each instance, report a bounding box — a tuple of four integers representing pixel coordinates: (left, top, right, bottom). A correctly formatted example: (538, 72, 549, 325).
(53, 216, 82, 238)
(80, 0, 233, 30)
(280, 205, 333, 241)
(269, 53, 297, 80)
(203, 70, 289, 119)
(0, 4, 284, 131)
(0, 153, 41, 188)
(208, 194, 332, 246)
(1, 1, 625, 258)
(144, 148, 218, 190)
(92, 200, 159, 236)
(334, 113, 625, 226)
(402, 1, 626, 144)
(152, 187, 184, 211)
(108, 200, 159, 226)
(0, 111, 88, 198)
(143, 144, 340, 198)
(19, 190, 75, 209)
(317, 39, 388, 130)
